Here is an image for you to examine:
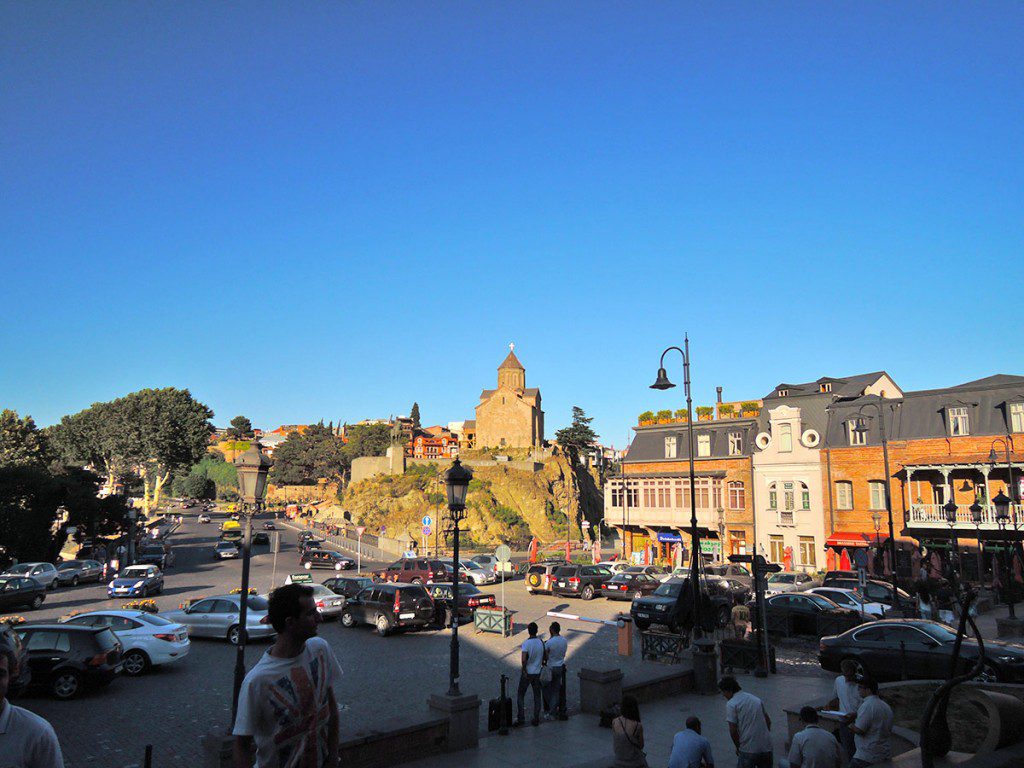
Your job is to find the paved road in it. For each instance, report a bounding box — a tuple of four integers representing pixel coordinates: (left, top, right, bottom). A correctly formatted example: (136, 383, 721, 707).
(17, 509, 830, 767)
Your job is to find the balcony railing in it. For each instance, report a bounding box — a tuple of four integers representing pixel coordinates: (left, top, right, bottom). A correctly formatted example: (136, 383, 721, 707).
(604, 505, 720, 529)
(907, 503, 1024, 529)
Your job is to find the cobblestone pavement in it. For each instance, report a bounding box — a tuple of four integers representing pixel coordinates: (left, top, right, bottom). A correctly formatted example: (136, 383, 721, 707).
(17, 511, 832, 766)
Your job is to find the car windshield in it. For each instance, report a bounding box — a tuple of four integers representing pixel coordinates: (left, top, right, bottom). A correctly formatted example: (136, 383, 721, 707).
(459, 584, 482, 596)
(310, 585, 334, 597)
(216, 542, 234, 549)
(554, 567, 576, 577)
(118, 568, 151, 578)
(141, 547, 163, 555)
(136, 613, 174, 626)
(769, 573, 796, 584)
(654, 582, 683, 598)
(805, 594, 838, 609)
(246, 596, 269, 611)
(5, 565, 32, 574)
(609, 574, 631, 583)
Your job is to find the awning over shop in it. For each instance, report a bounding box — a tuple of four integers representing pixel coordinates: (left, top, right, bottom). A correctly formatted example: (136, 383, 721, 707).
(826, 531, 872, 549)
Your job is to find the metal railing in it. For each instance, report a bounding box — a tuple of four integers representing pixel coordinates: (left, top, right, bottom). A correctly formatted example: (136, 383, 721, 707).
(907, 503, 1024, 527)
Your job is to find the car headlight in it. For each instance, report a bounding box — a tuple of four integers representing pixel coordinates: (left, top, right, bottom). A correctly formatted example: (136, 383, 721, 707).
(109, 580, 116, 588)
(996, 654, 1023, 663)
(134, 581, 144, 588)
(655, 604, 667, 612)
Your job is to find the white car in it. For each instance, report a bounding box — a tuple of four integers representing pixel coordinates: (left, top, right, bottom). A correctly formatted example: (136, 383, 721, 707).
(597, 561, 631, 575)
(807, 587, 887, 617)
(458, 560, 494, 586)
(60, 610, 190, 676)
(198, 514, 212, 524)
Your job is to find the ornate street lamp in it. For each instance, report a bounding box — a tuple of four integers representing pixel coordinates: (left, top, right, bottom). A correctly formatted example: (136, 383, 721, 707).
(651, 336, 703, 637)
(993, 490, 1016, 619)
(944, 498, 960, 578)
(231, 442, 272, 725)
(970, 500, 984, 588)
(444, 458, 472, 697)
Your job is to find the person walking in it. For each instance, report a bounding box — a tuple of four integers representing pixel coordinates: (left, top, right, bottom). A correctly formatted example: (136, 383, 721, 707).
(543, 621, 568, 720)
(668, 716, 714, 768)
(611, 695, 648, 768)
(786, 708, 840, 768)
(0, 646, 65, 767)
(515, 622, 544, 727)
(718, 676, 773, 768)
(824, 659, 862, 759)
(233, 583, 343, 768)
(731, 596, 751, 640)
(848, 678, 893, 768)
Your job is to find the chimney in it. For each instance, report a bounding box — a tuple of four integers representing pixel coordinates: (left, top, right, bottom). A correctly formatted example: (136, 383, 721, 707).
(716, 387, 723, 403)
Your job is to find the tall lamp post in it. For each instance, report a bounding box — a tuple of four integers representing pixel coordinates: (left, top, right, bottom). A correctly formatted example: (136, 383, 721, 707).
(993, 491, 1017, 619)
(444, 458, 472, 697)
(970, 500, 984, 588)
(650, 337, 703, 637)
(944, 498, 960, 580)
(871, 512, 882, 576)
(231, 442, 272, 726)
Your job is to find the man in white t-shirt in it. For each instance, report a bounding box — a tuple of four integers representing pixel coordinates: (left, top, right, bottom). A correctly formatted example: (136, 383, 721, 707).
(787, 707, 840, 768)
(848, 678, 893, 768)
(233, 584, 343, 768)
(0, 647, 64, 768)
(543, 621, 568, 720)
(515, 622, 545, 727)
(719, 676, 773, 768)
(825, 659, 863, 758)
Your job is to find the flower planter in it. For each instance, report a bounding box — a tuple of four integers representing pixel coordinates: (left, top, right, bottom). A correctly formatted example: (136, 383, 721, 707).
(473, 606, 513, 637)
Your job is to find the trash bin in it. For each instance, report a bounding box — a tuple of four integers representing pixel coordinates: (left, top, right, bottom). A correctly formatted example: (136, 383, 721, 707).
(617, 615, 633, 656)
(691, 637, 718, 694)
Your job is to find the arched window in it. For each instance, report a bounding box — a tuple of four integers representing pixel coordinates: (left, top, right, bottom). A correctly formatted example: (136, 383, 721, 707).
(728, 481, 745, 510)
(778, 423, 793, 452)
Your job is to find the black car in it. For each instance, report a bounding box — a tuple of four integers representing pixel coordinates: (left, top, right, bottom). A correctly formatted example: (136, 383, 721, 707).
(0, 576, 46, 611)
(630, 577, 733, 632)
(825, 578, 915, 611)
(601, 571, 661, 601)
(252, 532, 270, 546)
(0, 622, 31, 697)
(819, 619, 1024, 683)
(761, 592, 863, 636)
(15, 624, 123, 699)
(425, 582, 497, 624)
(300, 550, 355, 571)
(322, 576, 374, 603)
(263, 522, 276, 530)
(298, 537, 326, 554)
(551, 565, 613, 600)
(340, 583, 436, 636)
(136, 544, 171, 569)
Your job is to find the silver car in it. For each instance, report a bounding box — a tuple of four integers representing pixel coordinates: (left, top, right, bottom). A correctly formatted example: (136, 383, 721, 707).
(55, 559, 105, 586)
(162, 594, 275, 645)
(458, 560, 494, 586)
(2, 562, 59, 590)
(310, 584, 345, 620)
(765, 570, 821, 596)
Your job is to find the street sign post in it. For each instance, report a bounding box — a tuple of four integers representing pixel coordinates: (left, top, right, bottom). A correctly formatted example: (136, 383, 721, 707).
(422, 525, 432, 556)
(495, 544, 512, 611)
(422, 515, 433, 527)
(271, 532, 281, 590)
(355, 526, 366, 573)
(729, 553, 780, 677)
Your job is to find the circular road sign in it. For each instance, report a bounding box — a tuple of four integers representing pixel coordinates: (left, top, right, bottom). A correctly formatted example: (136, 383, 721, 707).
(581, 520, 591, 528)
(422, 525, 432, 536)
(356, 526, 366, 537)
(422, 515, 433, 527)
(495, 544, 512, 563)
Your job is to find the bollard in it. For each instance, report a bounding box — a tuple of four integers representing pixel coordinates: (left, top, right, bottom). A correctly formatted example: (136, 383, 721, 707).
(617, 614, 634, 657)
(691, 637, 719, 694)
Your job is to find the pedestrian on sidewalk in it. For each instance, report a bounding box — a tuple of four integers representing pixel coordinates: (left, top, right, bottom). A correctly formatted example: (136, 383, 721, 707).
(718, 676, 773, 768)
(543, 621, 568, 720)
(823, 659, 862, 759)
(233, 583, 343, 768)
(731, 596, 751, 640)
(0, 646, 65, 767)
(786, 707, 840, 768)
(847, 678, 893, 768)
(612, 695, 648, 768)
(515, 622, 544, 727)
(668, 716, 714, 768)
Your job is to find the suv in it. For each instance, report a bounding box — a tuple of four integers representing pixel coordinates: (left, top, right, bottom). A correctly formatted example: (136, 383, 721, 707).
(15, 624, 123, 699)
(340, 583, 436, 636)
(137, 543, 172, 569)
(525, 562, 566, 594)
(551, 565, 612, 600)
(322, 576, 374, 604)
(704, 563, 753, 587)
(300, 550, 354, 571)
(630, 577, 733, 632)
(374, 558, 455, 584)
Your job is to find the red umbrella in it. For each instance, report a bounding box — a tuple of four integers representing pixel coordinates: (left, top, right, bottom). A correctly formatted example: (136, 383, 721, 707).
(840, 548, 852, 571)
(592, 538, 602, 564)
(826, 549, 837, 570)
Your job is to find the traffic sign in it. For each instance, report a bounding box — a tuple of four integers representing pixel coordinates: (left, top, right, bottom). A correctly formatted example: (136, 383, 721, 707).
(356, 526, 366, 537)
(422, 515, 433, 527)
(495, 544, 512, 563)
(379, 526, 386, 535)
(422, 525, 432, 536)
(581, 520, 591, 529)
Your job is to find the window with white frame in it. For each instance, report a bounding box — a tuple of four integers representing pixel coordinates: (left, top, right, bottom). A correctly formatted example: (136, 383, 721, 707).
(664, 436, 677, 459)
(848, 419, 867, 446)
(783, 481, 795, 510)
(777, 389, 788, 397)
(869, 480, 886, 510)
(948, 406, 970, 437)
(728, 432, 743, 456)
(768, 482, 777, 509)
(836, 481, 854, 510)
(769, 535, 785, 563)
(1010, 403, 1024, 433)
(778, 423, 793, 452)
(697, 434, 711, 457)
(800, 482, 811, 510)
(820, 382, 832, 393)
(799, 536, 816, 567)
(728, 481, 745, 509)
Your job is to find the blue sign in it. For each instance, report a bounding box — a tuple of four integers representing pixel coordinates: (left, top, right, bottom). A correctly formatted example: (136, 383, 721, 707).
(657, 532, 683, 543)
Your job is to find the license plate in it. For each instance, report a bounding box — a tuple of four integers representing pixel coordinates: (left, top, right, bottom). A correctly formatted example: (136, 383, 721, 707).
(637, 612, 649, 618)
(558, 581, 566, 587)
(399, 612, 415, 619)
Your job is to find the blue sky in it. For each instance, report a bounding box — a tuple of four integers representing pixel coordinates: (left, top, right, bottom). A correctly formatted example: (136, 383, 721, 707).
(2, 3, 1022, 446)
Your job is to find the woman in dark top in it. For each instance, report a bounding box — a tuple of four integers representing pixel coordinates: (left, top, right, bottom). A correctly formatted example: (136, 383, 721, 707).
(612, 695, 648, 768)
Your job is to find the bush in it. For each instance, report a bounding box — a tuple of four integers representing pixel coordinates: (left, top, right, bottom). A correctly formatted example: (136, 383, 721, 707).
(656, 410, 673, 421)
(674, 409, 689, 419)
(639, 411, 655, 422)
(696, 406, 714, 418)
(718, 404, 735, 417)
(740, 401, 760, 413)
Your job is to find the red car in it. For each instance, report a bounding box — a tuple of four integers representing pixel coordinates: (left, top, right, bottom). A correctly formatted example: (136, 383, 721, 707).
(373, 558, 456, 584)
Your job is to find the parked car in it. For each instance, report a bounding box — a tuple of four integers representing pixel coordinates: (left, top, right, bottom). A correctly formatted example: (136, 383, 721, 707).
(601, 570, 661, 600)
(162, 594, 274, 645)
(824, 578, 915, 612)
(458, 560, 495, 585)
(60, 610, 190, 676)
(761, 592, 863, 635)
(136, 543, 172, 570)
(252, 532, 270, 546)
(426, 582, 496, 624)
(704, 563, 754, 587)
(470, 554, 514, 575)
(55, 560, 104, 586)
(525, 561, 568, 594)
(14, 623, 122, 699)
(322, 576, 374, 604)
(596, 561, 632, 575)
(707, 576, 752, 606)
(822, 570, 860, 584)
(263, 521, 276, 530)
(197, 514, 212, 524)
(808, 587, 888, 617)
(819, 619, 1024, 683)
(551, 564, 613, 600)
(765, 571, 821, 596)
(107, 565, 164, 598)
(309, 583, 346, 620)
(220, 530, 243, 546)
(214, 541, 240, 560)
(300, 550, 355, 571)
(630, 577, 734, 632)
(2, 562, 59, 590)
(0, 621, 31, 697)
(0, 576, 46, 611)
(374, 558, 456, 584)
(340, 583, 436, 636)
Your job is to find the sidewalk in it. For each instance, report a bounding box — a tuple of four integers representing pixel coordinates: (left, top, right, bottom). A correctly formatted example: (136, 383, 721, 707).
(404, 673, 834, 768)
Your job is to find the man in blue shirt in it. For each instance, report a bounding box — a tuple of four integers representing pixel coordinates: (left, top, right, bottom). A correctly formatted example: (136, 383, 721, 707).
(669, 716, 715, 768)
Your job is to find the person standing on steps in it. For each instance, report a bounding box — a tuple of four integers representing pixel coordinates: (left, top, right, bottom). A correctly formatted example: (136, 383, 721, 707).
(543, 621, 568, 720)
(612, 695, 648, 768)
(823, 659, 862, 759)
(515, 622, 544, 727)
(848, 678, 893, 768)
(786, 707, 840, 768)
(718, 676, 773, 768)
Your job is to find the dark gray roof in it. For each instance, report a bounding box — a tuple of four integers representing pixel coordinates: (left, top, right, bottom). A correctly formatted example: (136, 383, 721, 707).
(764, 371, 892, 401)
(624, 419, 758, 464)
(479, 387, 541, 401)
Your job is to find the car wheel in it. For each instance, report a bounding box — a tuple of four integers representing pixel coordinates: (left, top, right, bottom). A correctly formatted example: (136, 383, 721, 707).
(227, 625, 242, 645)
(123, 649, 151, 677)
(48, 579, 57, 591)
(975, 661, 1002, 683)
(375, 614, 391, 636)
(341, 612, 356, 628)
(581, 584, 595, 601)
(634, 618, 651, 630)
(30, 595, 44, 610)
(71, 575, 80, 587)
(527, 573, 542, 589)
(52, 670, 82, 700)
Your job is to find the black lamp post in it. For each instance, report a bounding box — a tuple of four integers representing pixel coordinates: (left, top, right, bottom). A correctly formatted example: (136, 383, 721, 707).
(444, 458, 472, 697)
(871, 511, 882, 576)
(944, 498, 960, 580)
(231, 442, 272, 726)
(993, 490, 1016, 619)
(650, 337, 703, 638)
(970, 500, 984, 587)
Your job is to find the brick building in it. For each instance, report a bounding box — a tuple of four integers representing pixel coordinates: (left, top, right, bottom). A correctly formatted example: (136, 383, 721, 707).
(409, 427, 459, 459)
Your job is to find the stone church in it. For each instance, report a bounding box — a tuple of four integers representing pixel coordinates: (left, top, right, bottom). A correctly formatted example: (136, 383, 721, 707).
(473, 345, 545, 449)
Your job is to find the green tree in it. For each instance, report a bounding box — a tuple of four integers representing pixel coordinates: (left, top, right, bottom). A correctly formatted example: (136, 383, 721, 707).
(0, 410, 50, 469)
(270, 423, 348, 486)
(342, 424, 393, 462)
(47, 401, 126, 493)
(555, 406, 598, 456)
(410, 402, 421, 429)
(227, 415, 254, 440)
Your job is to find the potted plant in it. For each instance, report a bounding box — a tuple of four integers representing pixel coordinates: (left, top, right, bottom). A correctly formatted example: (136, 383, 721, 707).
(674, 408, 689, 422)
(696, 406, 714, 421)
(656, 410, 673, 424)
(718, 404, 736, 419)
(638, 411, 655, 426)
(741, 401, 761, 417)
(122, 599, 158, 613)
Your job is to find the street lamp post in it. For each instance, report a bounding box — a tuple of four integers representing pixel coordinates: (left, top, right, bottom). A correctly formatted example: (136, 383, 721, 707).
(126, 508, 138, 567)
(650, 336, 703, 638)
(231, 442, 272, 727)
(989, 438, 1018, 617)
(993, 491, 1016, 619)
(871, 511, 882, 576)
(944, 499, 960, 580)
(444, 459, 472, 697)
(970, 501, 984, 588)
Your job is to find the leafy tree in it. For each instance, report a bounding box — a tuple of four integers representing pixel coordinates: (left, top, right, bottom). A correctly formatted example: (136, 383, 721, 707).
(174, 471, 215, 500)
(270, 422, 347, 486)
(342, 424, 393, 462)
(410, 402, 421, 429)
(555, 406, 599, 456)
(227, 415, 254, 440)
(0, 410, 50, 469)
(47, 401, 126, 493)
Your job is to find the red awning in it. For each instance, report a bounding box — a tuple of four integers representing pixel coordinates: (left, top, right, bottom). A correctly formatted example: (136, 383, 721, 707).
(826, 531, 872, 549)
